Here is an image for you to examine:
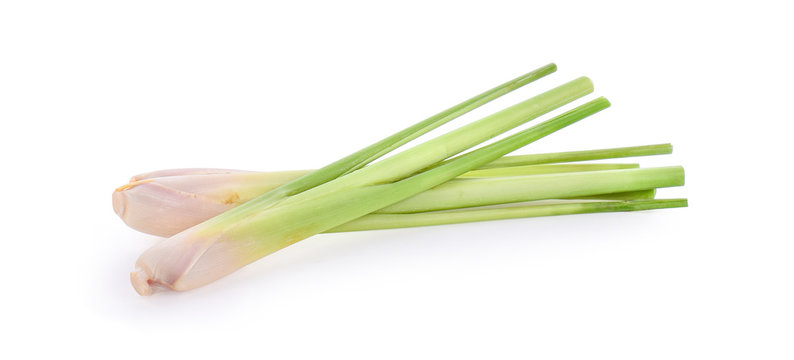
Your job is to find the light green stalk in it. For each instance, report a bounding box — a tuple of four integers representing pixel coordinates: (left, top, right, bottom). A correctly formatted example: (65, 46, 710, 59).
(269, 77, 594, 210)
(114, 165, 659, 237)
(345, 64, 560, 174)
(459, 163, 638, 178)
(330, 199, 688, 232)
(117, 142, 669, 237)
(576, 189, 656, 201)
(116, 163, 649, 237)
(481, 143, 673, 168)
(240, 64, 558, 210)
(131, 94, 610, 295)
(128, 143, 673, 183)
(378, 166, 684, 213)
(257, 97, 612, 239)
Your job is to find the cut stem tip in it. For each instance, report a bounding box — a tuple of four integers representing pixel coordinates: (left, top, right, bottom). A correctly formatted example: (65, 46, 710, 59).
(130, 267, 153, 296)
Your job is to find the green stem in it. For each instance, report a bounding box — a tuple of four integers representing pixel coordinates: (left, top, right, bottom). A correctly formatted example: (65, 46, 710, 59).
(481, 143, 673, 168)
(574, 189, 656, 201)
(328, 199, 688, 232)
(249, 97, 611, 239)
(460, 163, 638, 178)
(273, 77, 594, 209)
(378, 166, 684, 213)
(345, 64, 559, 174)
(345, 77, 594, 186)
(238, 64, 558, 211)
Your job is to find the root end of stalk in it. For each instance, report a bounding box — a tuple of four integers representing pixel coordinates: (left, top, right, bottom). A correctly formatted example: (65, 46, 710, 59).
(112, 191, 127, 218)
(130, 268, 153, 296)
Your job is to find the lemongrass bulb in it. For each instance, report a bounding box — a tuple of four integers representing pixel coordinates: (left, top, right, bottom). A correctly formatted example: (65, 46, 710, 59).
(113, 170, 308, 237)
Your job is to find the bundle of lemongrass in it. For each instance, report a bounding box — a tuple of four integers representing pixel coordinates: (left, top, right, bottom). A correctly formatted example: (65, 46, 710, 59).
(113, 64, 686, 295)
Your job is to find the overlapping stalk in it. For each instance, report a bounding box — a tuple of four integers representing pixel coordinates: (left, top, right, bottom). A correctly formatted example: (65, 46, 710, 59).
(329, 199, 688, 232)
(232, 63, 559, 211)
(131, 79, 600, 294)
(377, 166, 683, 213)
(118, 64, 687, 296)
(114, 161, 673, 236)
(113, 148, 668, 237)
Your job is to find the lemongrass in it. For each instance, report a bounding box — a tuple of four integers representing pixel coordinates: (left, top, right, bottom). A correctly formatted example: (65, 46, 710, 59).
(576, 188, 656, 201)
(127, 142, 671, 182)
(270, 77, 594, 211)
(116, 143, 671, 237)
(458, 162, 637, 178)
(329, 199, 688, 232)
(114, 163, 654, 237)
(130, 87, 606, 295)
(481, 143, 672, 168)
(378, 166, 684, 213)
(113, 170, 309, 237)
(237, 63, 558, 211)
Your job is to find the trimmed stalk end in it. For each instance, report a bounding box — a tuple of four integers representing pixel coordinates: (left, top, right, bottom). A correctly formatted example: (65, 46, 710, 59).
(112, 190, 126, 219)
(628, 198, 688, 211)
(130, 267, 153, 296)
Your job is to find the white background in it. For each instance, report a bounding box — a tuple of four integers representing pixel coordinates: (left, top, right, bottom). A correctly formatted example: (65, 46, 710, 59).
(1, 1, 792, 359)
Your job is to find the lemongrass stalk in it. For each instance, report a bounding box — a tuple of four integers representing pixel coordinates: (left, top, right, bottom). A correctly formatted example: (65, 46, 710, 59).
(378, 166, 684, 213)
(459, 163, 638, 178)
(130, 96, 608, 295)
(115, 163, 643, 237)
(237, 98, 612, 237)
(575, 189, 656, 201)
(268, 77, 594, 210)
(238, 64, 558, 210)
(119, 140, 671, 237)
(114, 165, 657, 237)
(480, 143, 673, 168)
(127, 142, 671, 183)
(329, 199, 687, 232)
(344, 77, 594, 185)
(207, 77, 594, 226)
(345, 64, 559, 174)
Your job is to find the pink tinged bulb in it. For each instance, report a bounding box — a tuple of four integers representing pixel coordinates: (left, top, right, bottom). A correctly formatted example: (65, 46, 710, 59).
(130, 228, 249, 295)
(129, 210, 281, 295)
(113, 179, 237, 238)
(112, 169, 309, 237)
